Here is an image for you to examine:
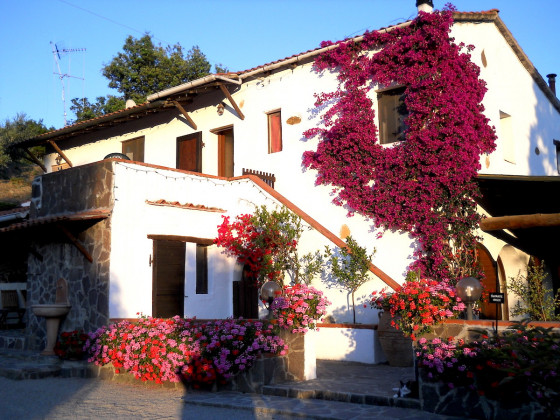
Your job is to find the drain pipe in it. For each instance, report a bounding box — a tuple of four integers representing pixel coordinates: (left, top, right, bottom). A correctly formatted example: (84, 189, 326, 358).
(547, 73, 557, 96)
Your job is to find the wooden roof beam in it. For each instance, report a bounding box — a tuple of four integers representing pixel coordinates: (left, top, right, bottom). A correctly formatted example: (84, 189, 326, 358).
(47, 140, 73, 168)
(172, 100, 197, 129)
(218, 83, 245, 120)
(480, 213, 560, 231)
(24, 148, 47, 173)
(56, 223, 93, 263)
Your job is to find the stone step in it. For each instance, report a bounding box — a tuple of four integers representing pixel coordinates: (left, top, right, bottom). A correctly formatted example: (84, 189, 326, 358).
(0, 348, 97, 380)
(0, 329, 26, 351)
(261, 384, 421, 410)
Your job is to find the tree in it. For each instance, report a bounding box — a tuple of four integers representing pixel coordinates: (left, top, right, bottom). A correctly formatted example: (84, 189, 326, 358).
(507, 259, 560, 321)
(0, 113, 49, 171)
(70, 34, 225, 123)
(102, 35, 212, 105)
(70, 96, 125, 122)
(325, 236, 374, 324)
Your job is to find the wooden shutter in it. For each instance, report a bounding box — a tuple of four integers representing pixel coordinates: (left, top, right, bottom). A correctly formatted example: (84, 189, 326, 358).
(196, 244, 208, 294)
(177, 133, 202, 172)
(268, 111, 282, 153)
(218, 128, 234, 177)
(122, 137, 145, 162)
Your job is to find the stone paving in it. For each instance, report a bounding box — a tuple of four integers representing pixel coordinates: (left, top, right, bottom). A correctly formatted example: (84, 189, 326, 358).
(0, 346, 472, 419)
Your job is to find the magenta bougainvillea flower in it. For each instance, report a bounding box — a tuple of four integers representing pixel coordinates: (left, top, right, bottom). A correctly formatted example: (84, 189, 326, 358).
(303, 6, 496, 281)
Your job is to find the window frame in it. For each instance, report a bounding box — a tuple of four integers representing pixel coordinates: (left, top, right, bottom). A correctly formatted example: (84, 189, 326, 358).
(377, 87, 408, 145)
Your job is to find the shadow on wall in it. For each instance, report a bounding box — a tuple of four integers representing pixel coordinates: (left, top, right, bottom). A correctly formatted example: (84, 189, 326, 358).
(528, 77, 559, 176)
(316, 305, 384, 364)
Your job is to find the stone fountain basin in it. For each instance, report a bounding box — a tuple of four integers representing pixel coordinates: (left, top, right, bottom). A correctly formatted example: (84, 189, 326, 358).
(32, 304, 71, 317)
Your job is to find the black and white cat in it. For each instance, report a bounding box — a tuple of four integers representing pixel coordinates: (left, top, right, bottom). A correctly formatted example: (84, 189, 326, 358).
(393, 380, 419, 398)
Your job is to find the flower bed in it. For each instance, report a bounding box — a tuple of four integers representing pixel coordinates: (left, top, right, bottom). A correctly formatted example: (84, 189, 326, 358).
(415, 321, 560, 419)
(84, 315, 287, 388)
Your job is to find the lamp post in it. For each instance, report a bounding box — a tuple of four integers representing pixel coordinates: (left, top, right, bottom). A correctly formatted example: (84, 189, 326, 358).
(259, 281, 282, 320)
(456, 277, 483, 321)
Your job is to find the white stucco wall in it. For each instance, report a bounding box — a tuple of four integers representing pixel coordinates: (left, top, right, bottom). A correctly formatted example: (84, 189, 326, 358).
(108, 161, 387, 323)
(315, 327, 386, 364)
(451, 22, 560, 176)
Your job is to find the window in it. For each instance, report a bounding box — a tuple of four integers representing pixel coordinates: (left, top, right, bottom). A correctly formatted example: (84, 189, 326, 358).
(554, 140, 560, 174)
(377, 87, 408, 144)
(217, 128, 234, 177)
(196, 244, 208, 294)
(122, 136, 145, 162)
(500, 111, 515, 164)
(267, 110, 282, 153)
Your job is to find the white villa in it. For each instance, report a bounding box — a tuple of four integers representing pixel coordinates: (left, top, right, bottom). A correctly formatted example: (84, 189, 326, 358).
(1, 3, 559, 364)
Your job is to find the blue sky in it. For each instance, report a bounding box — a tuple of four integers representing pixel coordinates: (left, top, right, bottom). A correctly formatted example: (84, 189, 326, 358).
(1, 0, 559, 130)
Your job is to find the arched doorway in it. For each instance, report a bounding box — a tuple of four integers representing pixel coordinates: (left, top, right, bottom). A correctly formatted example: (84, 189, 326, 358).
(477, 243, 506, 320)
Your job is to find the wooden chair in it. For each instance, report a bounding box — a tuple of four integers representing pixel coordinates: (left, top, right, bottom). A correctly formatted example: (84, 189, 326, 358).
(0, 290, 26, 329)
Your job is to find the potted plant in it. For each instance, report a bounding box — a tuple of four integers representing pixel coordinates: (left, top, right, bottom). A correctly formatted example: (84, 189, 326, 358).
(370, 272, 465, 366)
(271, 283, 331, 334)
(325, 235, 374, 324)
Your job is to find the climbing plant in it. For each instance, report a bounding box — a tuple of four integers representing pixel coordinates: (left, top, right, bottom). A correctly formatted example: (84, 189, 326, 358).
(303, 5, 496, 282)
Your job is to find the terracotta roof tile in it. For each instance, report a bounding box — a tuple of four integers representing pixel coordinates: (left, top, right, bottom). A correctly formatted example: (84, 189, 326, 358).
(145, 200, 225, 213)
(0, 209, 111, 233)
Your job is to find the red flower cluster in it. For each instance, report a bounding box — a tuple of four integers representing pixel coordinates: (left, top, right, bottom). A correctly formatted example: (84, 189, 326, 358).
(214, 211, 298, 284)
(54, 330, 89, 360)
(371, 277, 465, 340)
(303, 6, 496, 281)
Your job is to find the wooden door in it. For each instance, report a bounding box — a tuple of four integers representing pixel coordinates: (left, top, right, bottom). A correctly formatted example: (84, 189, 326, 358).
(152, 240, 185, 318)
(232, 265, 259, 319)
(177, 133, 202, 172)
(477, 243, 502, 320)
(217, 128, 234, 177)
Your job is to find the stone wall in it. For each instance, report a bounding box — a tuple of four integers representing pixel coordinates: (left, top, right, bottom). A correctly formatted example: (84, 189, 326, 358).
(30, 160, 113, 218)
(26, 161, 113, 351)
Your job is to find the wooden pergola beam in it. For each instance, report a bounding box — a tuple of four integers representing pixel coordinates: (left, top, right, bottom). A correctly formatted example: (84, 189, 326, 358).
(218, 84, 245, 120)
(47, 140, 73, 168)
(480, 213, 560, 231)
(24, 148, 47, 173)
(56, 223, 93, 263)
(172, 101, 197, 129)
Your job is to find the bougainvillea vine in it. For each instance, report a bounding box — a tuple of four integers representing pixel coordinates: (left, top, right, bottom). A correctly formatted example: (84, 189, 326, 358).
(302, 5, 496, 282)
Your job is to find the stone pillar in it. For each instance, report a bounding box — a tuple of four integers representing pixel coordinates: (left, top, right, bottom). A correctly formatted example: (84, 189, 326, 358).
(279, 329, 316, 381)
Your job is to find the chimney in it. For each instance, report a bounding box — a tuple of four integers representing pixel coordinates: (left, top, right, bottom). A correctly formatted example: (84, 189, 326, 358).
(416, 0, 434, 13)
(547, 74, 557, 96)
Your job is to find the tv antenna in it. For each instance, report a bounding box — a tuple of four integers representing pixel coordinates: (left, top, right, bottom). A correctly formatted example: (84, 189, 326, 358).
(51, 42, 86, 126)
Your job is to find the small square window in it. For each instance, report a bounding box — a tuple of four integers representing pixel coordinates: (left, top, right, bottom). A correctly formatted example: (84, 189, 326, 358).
(377, 87, 408, 144)
(267, 110, 282, 153)
(554, 140, 560, 174)
(122, 137, 145, 162)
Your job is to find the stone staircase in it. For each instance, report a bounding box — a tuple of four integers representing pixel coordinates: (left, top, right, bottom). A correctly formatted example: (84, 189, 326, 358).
(0, 328, 26, 351)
